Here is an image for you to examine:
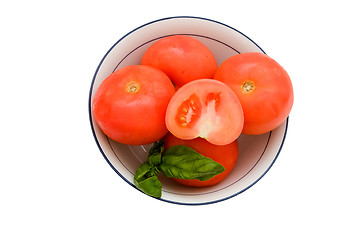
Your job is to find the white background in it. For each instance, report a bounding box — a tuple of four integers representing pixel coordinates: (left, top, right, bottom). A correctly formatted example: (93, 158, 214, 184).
(1, 0, 359, 239)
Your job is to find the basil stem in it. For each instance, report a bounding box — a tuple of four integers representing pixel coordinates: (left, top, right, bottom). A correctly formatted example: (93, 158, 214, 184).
(147, 140, 164, 166)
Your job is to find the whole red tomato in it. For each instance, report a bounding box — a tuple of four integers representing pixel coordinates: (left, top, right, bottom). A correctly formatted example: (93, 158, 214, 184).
(214, 52, 294, 135)
(163, 133, 239, 187)
(92, 65, 175, 145)
(141, 35, 218, 87)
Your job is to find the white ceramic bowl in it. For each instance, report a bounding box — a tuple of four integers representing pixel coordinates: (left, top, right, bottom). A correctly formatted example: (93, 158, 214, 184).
(88, 16, 288, 205)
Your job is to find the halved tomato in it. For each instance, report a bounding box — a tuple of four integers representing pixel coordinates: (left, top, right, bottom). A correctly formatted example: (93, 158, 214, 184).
(165, 79, 244, 145)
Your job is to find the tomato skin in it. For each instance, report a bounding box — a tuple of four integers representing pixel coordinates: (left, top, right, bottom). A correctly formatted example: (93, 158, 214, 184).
(92, 65, 175, 145)
(165, 79, 244, 146)
(214, 52, 294, 135)
(163, 133, 239, 187)
(141, 35, 218, 87)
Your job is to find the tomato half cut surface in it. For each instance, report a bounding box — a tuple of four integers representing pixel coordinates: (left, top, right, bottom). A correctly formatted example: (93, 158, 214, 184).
(165, 79, 244, 145)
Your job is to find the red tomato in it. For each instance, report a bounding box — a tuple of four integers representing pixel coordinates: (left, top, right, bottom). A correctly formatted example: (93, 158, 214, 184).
(141, 35, 218, 87)
(214, 52, 294, 135)
(163, 133, 239, 187)
(92, 65, 175, 145)
(165, 79, 244, 145)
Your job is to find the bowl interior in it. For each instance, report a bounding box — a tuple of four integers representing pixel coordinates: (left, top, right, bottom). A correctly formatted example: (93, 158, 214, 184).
(89, 17, 288, 205)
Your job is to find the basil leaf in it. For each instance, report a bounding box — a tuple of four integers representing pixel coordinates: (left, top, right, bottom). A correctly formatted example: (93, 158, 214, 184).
(134, 161, 162, 198)
(134, 161, 152, 182)
(159, 145, 225, 181)
(134, 175, 162, 198)
(147, 140, 164, 166)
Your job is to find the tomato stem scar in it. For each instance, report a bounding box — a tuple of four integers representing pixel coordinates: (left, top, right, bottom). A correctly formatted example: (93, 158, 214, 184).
(127, 82, 140, 93)
(241, 81, 255, 94)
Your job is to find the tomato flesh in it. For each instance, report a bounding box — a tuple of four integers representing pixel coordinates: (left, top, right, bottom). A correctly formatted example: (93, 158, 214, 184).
(175, 93, 201, 128)
(166, 79, 244, 145)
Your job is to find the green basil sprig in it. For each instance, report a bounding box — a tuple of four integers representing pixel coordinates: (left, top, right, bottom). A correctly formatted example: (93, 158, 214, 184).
(133, 140, 225, 198)
(159, 145, 225, 181)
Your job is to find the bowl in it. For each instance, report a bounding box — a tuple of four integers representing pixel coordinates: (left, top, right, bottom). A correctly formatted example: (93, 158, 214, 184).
(88, 16, 288, 205)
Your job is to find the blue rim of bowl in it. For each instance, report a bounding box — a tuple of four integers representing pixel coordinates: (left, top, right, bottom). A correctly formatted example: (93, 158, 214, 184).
(88, 16, 289, 205)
